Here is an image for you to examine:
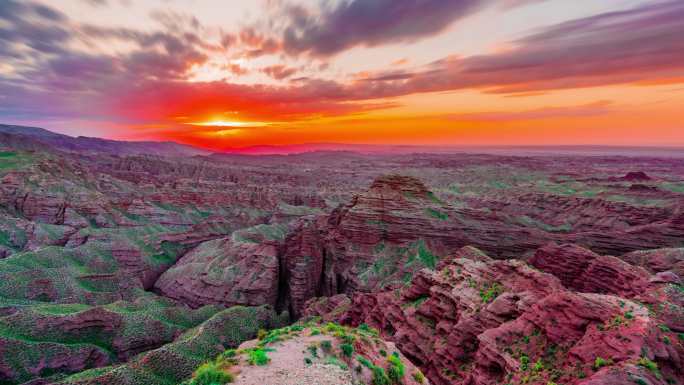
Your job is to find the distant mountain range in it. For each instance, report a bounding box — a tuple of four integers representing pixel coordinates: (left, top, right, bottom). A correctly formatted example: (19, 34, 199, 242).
(0, 124, 211, 157)
(1, 124, 683, 158)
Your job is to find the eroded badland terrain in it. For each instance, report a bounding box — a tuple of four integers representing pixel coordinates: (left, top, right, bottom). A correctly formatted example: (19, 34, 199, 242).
(0, 126, 682, 385)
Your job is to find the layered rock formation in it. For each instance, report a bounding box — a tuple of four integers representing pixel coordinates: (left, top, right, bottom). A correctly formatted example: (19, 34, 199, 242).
(529, 243, 652, 297)
(57, 306, 285, 385)
(281, 174, 555, 318)
(621, 248, 684, 278)
(0, 297, 223, 384)
(274, 174, 684, 319)
(154, 236, 279, 309)
(305, 246, 684, 385)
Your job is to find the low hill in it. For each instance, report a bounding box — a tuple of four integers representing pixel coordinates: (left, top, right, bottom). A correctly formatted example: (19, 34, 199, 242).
(0, 124, 210, 157)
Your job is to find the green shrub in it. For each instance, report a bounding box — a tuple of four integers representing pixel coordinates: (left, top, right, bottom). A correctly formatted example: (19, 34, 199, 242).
(257, 329, 267, 340)
(342, 333, 356, 344)
(357, 355, 374, 369)
(304, 357, 312, 365)
(372, 366, 391, 385)
(310, 327, 321, 336)
(359, 323, 380, 337)
(479, 282, 504, 303)
(321, 340, 333, 353)
(340, 343, 354, 357)
(308, 344, 319, 358)
(387, 354, 405, 384)
(324, 322, 345, 334)
(425, 208, 448, 221)
(248, 348, 270, 366)
(637, 357, 659, 376)
(324, 356, 349, 371)
(519, 355, 530, 371)
(379, 349, 387, 357)
(594, 357, 611, 370)
(189, 361, 234, 385)
(412, 371, 425, 384)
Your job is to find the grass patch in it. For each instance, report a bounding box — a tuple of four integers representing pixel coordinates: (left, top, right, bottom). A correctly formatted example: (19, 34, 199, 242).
(416, 240, 437, 269)
(35, 303, 91, 315)
(425, 208, 448, 221)
(247, 347, 271, 366)
(387, 353, 405, 384)
(340, 343, 354, 357)
(637, 357, 660, 377)
(594, 357, 612, 370)
(189, 361, 234, 385)
(479, 282, 504, 303)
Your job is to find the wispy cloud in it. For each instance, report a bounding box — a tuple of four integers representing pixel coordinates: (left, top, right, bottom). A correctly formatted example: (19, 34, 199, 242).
(0, 0, 682, 143)
(446, 101, 613, 121)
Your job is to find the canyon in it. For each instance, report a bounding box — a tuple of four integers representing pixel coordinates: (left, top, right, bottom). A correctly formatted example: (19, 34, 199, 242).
(0, 125, 682, 385)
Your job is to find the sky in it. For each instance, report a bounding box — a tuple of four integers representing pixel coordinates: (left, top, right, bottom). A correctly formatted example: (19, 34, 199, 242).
(0, 0, 683, 150)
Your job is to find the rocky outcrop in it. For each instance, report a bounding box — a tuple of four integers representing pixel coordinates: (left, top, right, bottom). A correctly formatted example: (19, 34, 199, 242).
(473, 291, 677, 385)
(279, 217, 328, 317)
(281, 175, 551, 318)
(305, 246, 684, 385)
(281, 174, 683, 318)
(569, 206, 684, 256)
(528, 243, 600, 287)
(154, 237, 279, 309)
(218, 322, 428, 385)
(529, 243, 652, 297)
(302, 294, 352, 322)
(622, 171, 652, 181)
(621, 248, 684, 278)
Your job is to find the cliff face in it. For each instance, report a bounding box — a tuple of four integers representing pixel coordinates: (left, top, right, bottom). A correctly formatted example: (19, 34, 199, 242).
(154, 237, 280, 309)
(305, 246, 684, 385)
(279, 175, 548, 318)
(276, 175, 684, 318)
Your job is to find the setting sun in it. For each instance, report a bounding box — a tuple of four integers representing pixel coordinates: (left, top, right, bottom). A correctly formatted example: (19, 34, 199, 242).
(187, 120, 270, 128)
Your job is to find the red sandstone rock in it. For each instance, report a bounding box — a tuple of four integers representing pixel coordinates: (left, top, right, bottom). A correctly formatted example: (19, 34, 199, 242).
(621, 248, 684, 278)
(282, 175, 550, 317)
(622, 171, 653, 181)
(306, 246, 684, 385)
(530, 243, 653, 297)
(154, 237, 279, 309)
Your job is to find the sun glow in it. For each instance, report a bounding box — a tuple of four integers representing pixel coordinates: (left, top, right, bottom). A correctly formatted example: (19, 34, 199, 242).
(187, 120, 269, 127)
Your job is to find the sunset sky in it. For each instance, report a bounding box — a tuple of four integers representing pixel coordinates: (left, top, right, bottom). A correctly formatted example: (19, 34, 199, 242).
(0, 0, 683, 150)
